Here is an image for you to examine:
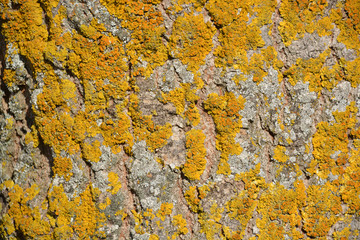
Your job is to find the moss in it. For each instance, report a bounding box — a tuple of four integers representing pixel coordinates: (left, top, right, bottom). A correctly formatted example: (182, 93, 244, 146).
(182, 129, 207, 180)
(169, 13, 215, 72)
(204, 92, 245, 175)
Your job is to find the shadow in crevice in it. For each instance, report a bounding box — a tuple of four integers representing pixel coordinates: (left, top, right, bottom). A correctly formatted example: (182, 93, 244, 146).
(37, 131, 55, 178)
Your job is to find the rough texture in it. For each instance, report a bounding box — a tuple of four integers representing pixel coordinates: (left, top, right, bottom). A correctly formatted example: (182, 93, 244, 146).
(0, 0, 360, 239)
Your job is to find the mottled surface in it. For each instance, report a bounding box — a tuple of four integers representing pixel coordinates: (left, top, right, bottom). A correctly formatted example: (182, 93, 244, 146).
(1, 0, 360, 239)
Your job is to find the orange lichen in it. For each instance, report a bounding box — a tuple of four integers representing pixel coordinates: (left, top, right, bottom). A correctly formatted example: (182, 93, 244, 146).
(156, 202, 173, 221)
(256, 183, 303, 239)
(2, 0, 360, 238)
(330, 2, 360, 52)
(339, 148, 360, 215)
(210, 0, 276, 72)
(107, 172, 122, 195)
(284, 49, 344, 93)
(99, 0, 167, 77)
(0, 182, 51, 239)
(2, 69, 17, 88)
(273, 145, 289, 163)
(184, 186, 201, 212)
(227, 164, 267, 237)
(341, 57, 360, 88)
(204, 92, 245, 175)
(278, 0, 329, 46)
(129, 93, 172, 152)
(52, 156, 73, 181)
(309, 102, 357, 179)
(81, 140, 102, 163)
(182, 129, 207, 180)
(302, 183, 341, 238)
(25, 125, 39, 148)
(172, 214, 188, 237)
(48, 184, 106, 239)
(184, 104, 201, 126)
(160, 83, 201, 127)
(160, 86, 187, 116)
(199, 202, 225, 239)
(169, 13, 215, 72)
(149, 234, 160, 240)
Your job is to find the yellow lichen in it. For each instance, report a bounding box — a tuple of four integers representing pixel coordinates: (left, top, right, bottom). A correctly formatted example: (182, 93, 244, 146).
(284, 49, 343, 93)
(182, 129, 207, 180)
(48, 184, 106, 239)
(129, 93, 172, 152)
(99, 0, 167, 77)
(204, 92, 245, 175)
(52, 156, 73, 181)
(273, 145, 289, 163)
(309, 102, 357, 179)
(184, 104, 201, 126)
(81, 140, 102, 163)
(184, 186, 201, 212)
(0, 182, 51, 239)
(107, 172, 122, 195)
(25, 125, 39, 148)
(172, 214, 188, 237)
(169, 13, 215, 72)
(199, 202, 225, 239)
(156, 202, 173, 221)
(278, 0, 328, 46)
